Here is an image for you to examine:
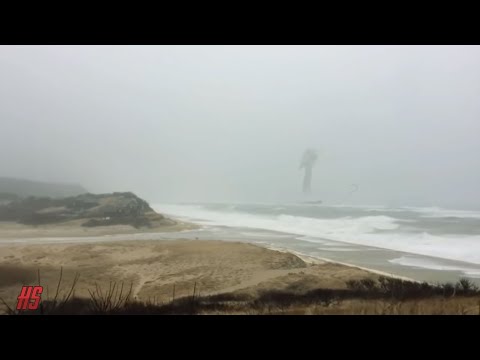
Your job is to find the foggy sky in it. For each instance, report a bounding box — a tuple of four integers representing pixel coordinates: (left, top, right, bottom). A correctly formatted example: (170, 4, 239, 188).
(1, 45, 479, 208)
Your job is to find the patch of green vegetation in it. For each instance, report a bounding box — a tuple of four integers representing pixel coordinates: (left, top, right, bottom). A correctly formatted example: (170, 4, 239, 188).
(0, 192, 156, 228)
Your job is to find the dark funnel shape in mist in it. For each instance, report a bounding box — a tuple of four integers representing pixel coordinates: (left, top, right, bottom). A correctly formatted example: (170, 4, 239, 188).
(300, 148, 318, 194)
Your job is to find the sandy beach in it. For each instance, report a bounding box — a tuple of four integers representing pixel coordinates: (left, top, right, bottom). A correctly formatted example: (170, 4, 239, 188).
(1, 219, 480, 315)
(0, 214, 198, 240)
(0, 238, 382, 313)
(2, 237, 479, 315)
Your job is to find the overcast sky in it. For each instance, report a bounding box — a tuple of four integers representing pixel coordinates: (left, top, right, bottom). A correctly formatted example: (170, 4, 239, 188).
(1, 45, 479, 207)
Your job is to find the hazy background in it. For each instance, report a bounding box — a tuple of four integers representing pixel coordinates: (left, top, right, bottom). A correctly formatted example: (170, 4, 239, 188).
(1, 45, 479, 208)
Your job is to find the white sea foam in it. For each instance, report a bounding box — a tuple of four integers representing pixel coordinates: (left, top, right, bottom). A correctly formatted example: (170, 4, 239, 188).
(401, 206, 480, 219)
(389, 256, 480, 278)
(316, 247, 358, 252)
(330, 204, 389, 210)
(330, 204, 480, 218)
(239, 231, 292, 239)
(155, 203, 480, 265)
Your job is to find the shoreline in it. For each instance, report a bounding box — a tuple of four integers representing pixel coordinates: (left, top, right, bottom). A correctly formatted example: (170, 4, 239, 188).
(0, 220, 413, 284)
(265, 245, 419, 283)
(2, 218, 479, 286)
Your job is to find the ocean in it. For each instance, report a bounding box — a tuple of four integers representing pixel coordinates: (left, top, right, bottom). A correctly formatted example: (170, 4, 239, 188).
(153, 202, 480, 284)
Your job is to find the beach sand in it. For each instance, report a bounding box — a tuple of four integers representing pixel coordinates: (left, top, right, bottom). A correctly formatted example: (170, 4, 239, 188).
(1, 220, 479, 315)
(0, 239, 381, 314)
(0, 215, 198, 240)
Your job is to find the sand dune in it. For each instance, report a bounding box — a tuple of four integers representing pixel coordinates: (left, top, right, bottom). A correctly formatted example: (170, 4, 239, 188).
(0, 239, 378, 313)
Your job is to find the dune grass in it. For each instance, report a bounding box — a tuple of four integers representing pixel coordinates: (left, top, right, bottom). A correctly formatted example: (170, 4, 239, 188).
(2, 270, 480, 315)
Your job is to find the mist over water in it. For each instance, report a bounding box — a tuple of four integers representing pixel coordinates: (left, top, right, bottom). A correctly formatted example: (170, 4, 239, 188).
(1, 45, 480, 208)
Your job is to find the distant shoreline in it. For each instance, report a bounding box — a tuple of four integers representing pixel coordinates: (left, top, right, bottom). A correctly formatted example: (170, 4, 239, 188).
(0, 218, 198, 241)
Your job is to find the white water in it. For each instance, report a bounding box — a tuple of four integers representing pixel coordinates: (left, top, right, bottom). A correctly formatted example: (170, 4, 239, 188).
(401, 206, 480, 219)
(154, 204, 480, 265)
(389, 256, 480, 278)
